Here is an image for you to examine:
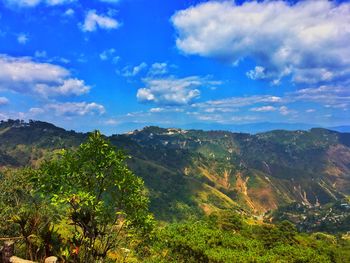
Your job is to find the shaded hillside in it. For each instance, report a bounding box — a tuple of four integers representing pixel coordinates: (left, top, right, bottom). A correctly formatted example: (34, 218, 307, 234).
(1, 120, 350, 220)
(0, 120, 86, 167)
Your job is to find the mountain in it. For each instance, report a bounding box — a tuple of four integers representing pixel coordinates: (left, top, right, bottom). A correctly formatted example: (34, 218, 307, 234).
(112, 121, 350, 134)
(328, 125, 350, 133)
(178, 122, 318, 134)
(1, 119, 350, 221)
(112, 121, 319, 134)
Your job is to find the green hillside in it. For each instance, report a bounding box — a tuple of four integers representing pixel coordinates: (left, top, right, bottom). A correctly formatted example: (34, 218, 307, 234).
(1, 121, 350, 262)
(1, 120, 350, 222)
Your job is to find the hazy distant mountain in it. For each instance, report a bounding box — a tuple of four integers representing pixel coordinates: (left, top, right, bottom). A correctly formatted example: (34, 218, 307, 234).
(328, 126, 350, 133)
(1, 120, 350, 221)
(178, 122, 319, 133)
(112, 121, 350, 134)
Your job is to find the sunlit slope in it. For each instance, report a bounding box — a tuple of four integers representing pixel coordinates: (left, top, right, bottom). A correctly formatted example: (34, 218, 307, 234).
(1, 120, 349, 219)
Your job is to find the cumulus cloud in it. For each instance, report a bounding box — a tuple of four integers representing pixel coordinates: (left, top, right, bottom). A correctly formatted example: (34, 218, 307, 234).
(35, 79, 90, 97)
(82, 10, 120, 32)
(137, 76, 218, 105)
(0, 97, 9, 105)
(246, 66, 268, 80)
(24, 101, 105, 120)
(0, 54, 90, 97)
(172, 1, 350, 85)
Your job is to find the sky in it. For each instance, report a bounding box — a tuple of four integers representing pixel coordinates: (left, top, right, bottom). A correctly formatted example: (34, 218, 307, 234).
(0, 0, 349, 134)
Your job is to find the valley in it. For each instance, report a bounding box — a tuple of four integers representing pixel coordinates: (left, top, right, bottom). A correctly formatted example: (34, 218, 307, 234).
(1, 119, 349, 225)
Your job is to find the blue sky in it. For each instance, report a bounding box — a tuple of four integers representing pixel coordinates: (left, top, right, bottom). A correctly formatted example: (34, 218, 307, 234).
(0, 0, 349, 134)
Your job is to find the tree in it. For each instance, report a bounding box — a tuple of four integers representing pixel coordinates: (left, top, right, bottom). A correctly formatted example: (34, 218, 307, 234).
(34, 131, 154, 262)
(0, 168, 58, 261)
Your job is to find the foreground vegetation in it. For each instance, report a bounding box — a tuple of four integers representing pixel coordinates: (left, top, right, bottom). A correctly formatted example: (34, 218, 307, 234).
(0, 131, 153, 262)
(147, 216, 350, 263)
(1, 130, 350, 262)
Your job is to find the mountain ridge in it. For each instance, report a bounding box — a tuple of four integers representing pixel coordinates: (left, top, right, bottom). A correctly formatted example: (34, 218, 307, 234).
(1, 119, 350, 221)
(102, 121, 350, 135)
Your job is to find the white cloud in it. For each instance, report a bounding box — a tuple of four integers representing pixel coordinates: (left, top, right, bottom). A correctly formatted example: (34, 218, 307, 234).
(17, 33, 28, 44)
(250, 105, 276, 112)
(191, 84, 349, 119)
(64, 8, 74, 16)
(279, 106, 294, 116)
(203, 107, 236, 113)
(246, 66, 267, 80)
(45, 0, 72, 5)
(0, 54, 90, 97)
(0, 97, 9, 105)
(290, 85, 350, 108)
(194, 113, 257, 124)
(4, 0, 74, 7)
(0, 113, 8, 120)
(121, 62, 147, 77)
(193, 95, 282, 109)
(149, 107, 184, 113)
(306, 109, 315, 113)
(172, 1, 350, 85)
(4, 0, 41, 7)
(148, 62, 168, 76)
(82, 10, 120, 32)
(99, 0, 119, 3)
(35, 78, 90, 97)
(149, 107, 163, 113)
(104, 118, 118, 125)
(46, 102, 105, 116)
(25, 102, 105, 119)
(137, 76, 218, 105)
(34, 50, 47, 58)
(29, 107, 45, 115)
(100, 48, 115, 60)
(99, 48, 120, 63)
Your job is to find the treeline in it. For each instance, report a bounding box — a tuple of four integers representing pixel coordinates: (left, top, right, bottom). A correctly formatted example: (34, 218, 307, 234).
(145, 215, 350, 262)
(0, 132, 349, 262)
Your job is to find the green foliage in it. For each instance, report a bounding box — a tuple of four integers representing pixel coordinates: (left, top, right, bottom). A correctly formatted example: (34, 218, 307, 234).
(143, 214, 349, 263)
(208, 210, 244, 231)
(0, 130, 153, 262)
(32, 131, 154, 262)
(252, 221, 297, 249)
(1, 120, 350, 220)
(1, 121, 350, 262)
(0, 168, 59, 261)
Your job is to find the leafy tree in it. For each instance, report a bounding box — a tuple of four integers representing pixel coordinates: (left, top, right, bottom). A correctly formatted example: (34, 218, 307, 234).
(0, 169, 58, 261)
(208, 210, 244, 231)
(34, 131, 154, 262)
